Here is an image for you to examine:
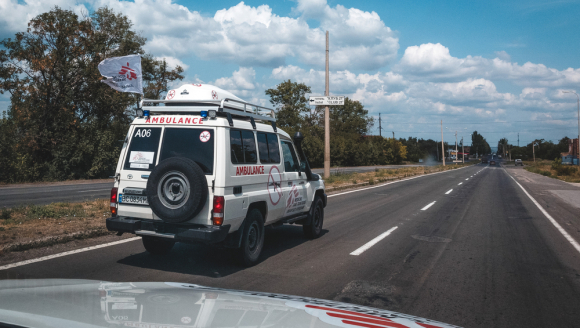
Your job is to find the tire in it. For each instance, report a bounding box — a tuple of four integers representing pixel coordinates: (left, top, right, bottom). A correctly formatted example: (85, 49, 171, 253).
(142, 236, 175, 255)
(303, 197, 324, 239)
(236, 209, 265, 267)
(147, 157, 208, 223)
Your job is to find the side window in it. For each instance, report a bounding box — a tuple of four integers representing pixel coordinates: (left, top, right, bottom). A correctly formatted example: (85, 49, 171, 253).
(124, 127, 162, 171)
(257, 132, 280, 164)
(230, 129, 257, 164)
(281, 141, 299, 172)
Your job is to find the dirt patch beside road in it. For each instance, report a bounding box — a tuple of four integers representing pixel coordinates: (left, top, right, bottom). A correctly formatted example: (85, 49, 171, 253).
(0, 199, 113, 256)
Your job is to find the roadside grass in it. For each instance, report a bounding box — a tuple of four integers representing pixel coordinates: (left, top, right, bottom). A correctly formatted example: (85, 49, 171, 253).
(324, 162, 474, 191)
(0, 199, 113, 254)
(523, 159, 580, 183)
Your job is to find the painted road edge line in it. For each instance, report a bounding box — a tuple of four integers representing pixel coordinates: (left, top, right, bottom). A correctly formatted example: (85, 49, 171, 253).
(421, 201, 436, 211)
(445, 189, 453, 195)
(505, 170, 580, 255)
(0, 237, 141, 271)
(329, 164, 474, 198)
(350, 226, 398, 256)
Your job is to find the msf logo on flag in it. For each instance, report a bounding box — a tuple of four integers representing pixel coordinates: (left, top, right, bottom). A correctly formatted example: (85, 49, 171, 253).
(98, 54, 143, 94)
(119, 62, 137, 80)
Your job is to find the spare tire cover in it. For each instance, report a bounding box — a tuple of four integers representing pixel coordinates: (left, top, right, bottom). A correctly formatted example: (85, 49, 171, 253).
(147, 157, 208, 223)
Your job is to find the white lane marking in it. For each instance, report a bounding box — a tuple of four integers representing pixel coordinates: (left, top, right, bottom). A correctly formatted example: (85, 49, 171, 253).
(445, 189, 453, 194)
(505, 170, 580, 255)
(0, 237, 141, 271)
(465, 178, 469, 180)
(350, 226, 398, 256)
(421, 201, 436, 211)
(458, 182, 463, 185)
(329, 165, 474, 198)
(79, 189, 111, 193)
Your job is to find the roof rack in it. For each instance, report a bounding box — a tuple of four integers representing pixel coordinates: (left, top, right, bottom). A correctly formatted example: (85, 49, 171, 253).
(140, 98, 276, 123)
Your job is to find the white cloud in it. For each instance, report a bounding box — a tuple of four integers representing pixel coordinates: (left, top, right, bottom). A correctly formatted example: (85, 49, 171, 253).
(92, 0, 398, 70)
(396, 43, 580, 88)
(155, 56, 189, 70)
(0, 0, 88, 38)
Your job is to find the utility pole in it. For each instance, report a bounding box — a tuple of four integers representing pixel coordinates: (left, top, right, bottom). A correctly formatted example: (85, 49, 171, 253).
(518, 133, 519, 147)
(379, 113, 382, 137)
(462, 137, 464, 163)
(455, 131, 458, 163)
(533, 142, 537, 162)
(441, 120, 445, 166)
(324, 31, 330, 178)
(392, 131, 395, 139)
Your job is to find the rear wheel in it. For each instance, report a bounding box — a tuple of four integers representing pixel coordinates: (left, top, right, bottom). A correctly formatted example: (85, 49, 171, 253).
(142, 236, 175, 255)
(236, 209, 265, 267)
(303, 197, 324, 239)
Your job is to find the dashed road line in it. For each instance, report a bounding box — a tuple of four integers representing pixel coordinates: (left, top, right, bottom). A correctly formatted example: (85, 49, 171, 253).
(445, 189, 453, 194)
(421, 201, 436, 211)
(458, 182, 463, 185)
(350, 226, 398, 256)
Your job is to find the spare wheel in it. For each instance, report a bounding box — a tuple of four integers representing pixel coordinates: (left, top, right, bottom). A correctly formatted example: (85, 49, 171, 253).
(147, 157, 208, 223)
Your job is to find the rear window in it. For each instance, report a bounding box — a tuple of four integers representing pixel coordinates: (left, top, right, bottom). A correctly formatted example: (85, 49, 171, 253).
(159, 128, 214, 174)
(124, 127, 162, 171)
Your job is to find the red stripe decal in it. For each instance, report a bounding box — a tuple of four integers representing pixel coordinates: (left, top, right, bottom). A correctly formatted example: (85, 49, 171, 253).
(341, 319, 410, 328)
(305, 305, 393, 321)
(327, 312, 398, 326)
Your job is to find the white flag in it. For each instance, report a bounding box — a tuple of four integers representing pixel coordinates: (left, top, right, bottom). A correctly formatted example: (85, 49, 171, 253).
(98, 54, 143, 94)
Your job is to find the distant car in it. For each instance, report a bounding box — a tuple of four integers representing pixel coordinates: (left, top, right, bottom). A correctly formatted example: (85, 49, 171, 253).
(490, 160, 496, 165)
(515, 159, 523, 166)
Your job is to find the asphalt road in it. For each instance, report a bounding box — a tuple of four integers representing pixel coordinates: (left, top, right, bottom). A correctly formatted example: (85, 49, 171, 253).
(0, 164, 433, 208)
(2, 162, 580, 328)
(0, 182, 113, 208)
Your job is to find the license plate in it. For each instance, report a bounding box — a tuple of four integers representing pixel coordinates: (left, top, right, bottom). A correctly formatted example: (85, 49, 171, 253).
(119, 194, 148, 205)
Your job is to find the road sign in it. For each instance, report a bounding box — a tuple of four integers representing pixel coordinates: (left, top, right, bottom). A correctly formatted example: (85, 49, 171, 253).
(309, 96, 345, 106)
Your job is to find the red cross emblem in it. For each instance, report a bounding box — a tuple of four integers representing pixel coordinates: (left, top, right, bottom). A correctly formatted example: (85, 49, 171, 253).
(167, 90, 175, 100)
(211, 90, 218, 99)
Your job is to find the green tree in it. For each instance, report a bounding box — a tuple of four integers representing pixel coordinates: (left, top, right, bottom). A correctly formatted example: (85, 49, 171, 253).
(0, 6, 184, 182)
(142, 55, 184, 100)
(470, 131, 490, 157)
(265, 80, 311, 130)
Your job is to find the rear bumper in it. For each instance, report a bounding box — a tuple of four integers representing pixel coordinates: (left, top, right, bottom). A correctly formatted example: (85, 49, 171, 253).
(106, 217, 230, 244)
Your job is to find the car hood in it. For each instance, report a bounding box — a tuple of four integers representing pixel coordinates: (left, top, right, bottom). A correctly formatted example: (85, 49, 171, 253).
(0, 279, 460, 328)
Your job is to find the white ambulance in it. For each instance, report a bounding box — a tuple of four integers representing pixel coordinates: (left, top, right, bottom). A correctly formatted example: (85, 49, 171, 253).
(106, 84, 326, 266)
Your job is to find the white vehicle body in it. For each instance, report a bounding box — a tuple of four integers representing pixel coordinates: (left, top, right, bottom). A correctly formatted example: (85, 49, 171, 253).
(106, 84, 326, 264)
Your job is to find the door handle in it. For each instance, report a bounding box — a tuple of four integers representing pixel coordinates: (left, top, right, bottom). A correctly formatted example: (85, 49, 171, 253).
(299, 181, 305, 185)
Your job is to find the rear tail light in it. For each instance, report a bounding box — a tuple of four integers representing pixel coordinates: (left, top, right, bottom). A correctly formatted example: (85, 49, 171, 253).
(110, 187, 118, 216)
(212, 196, 224, 226)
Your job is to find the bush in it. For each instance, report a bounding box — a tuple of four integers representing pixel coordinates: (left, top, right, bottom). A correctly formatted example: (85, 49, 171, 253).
(0, 209, 11, 220)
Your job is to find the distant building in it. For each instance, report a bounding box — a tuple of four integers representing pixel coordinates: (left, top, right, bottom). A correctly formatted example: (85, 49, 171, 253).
(561, 138, 579, 165)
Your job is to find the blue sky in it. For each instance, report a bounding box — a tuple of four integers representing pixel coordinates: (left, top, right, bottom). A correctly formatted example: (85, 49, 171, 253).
(2, 0, 580, 149)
